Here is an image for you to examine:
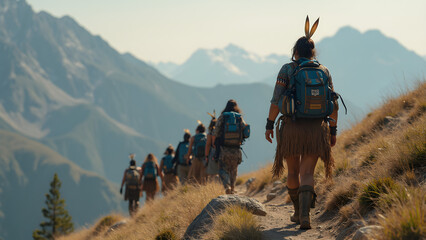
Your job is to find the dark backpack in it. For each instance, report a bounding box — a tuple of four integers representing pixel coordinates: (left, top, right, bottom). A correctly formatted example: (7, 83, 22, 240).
(143, 162, 157, 179)
(222, 112, 248, 147)
(279, 59, 334, 119)
(162, 155, 174, 174)
(193, 133, 207, 158)
(125, 167, 140, 186)
(177, 142, 189, 165)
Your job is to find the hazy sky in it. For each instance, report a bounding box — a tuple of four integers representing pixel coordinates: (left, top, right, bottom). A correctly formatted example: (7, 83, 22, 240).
(27, 0, 426, 64)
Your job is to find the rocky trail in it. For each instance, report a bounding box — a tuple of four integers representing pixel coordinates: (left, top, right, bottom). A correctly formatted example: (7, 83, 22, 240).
(237, 183, 334, 240)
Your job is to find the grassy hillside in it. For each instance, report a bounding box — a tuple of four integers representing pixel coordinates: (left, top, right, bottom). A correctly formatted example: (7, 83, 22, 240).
(63, 81, 425, 240)
(0, 129, 123, 240)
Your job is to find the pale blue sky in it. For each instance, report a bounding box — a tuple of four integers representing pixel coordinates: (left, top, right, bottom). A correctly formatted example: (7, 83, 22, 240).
(27, 0, 426, 64)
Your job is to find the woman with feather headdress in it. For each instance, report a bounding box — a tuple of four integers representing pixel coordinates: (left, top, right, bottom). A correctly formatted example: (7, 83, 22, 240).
(265, 16, 339, 229)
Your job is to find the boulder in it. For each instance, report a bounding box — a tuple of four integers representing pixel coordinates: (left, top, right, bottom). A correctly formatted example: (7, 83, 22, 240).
(183, 195, 266, 239)
(353, 225, 383, 240)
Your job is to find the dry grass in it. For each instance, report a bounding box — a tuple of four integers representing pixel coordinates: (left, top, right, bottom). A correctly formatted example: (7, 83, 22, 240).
(325, 179, 360, 211)
(238, 164, 274, 193)
(62, 182, 223, 240)
(376, 188, 426, 240)
(203, 205, 263, 240)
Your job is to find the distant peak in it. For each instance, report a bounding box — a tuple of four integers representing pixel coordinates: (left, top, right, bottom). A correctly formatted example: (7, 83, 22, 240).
(224, 44, 247, 54)
(335, 26, 361, 36)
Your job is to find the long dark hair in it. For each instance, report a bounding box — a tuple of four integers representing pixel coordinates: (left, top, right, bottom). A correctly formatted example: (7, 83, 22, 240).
(221, 99, 242, 114)
(291, 36, 316, 61)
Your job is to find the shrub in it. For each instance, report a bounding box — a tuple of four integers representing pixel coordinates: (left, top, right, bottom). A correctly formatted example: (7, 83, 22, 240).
(155, 229, 177, 240)
(359, 178, 398, 210)
(235, 178, 244, 186)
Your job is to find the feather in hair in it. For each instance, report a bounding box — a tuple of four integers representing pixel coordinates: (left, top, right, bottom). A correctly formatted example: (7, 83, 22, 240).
(184, 129, 190, 134)
(129, 153, 135, 159)
(305, 15, 310, 39)
(197, 120, 202, 125)
(207, 109, 216, 119)
(309, 18, 320, 38)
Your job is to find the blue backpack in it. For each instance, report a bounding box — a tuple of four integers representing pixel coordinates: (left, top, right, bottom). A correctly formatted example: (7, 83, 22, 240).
(222, 112, 249, 147)
(162, 155, 174, 174)
(278, 59, 334, 119)
(193, 133, 207, 158)
(143, 161, 157, 179)
(177, 142, 189, 165)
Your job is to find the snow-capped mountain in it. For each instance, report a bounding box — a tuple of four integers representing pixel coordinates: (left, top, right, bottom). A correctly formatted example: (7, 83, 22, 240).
(153, 44, 288, 87)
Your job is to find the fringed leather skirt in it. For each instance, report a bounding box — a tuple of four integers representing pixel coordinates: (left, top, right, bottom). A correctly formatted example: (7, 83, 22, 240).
(273, 117, 334, 178)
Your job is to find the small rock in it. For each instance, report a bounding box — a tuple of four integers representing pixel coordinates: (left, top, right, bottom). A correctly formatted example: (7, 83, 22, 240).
(273, 181, 282, 187)
(105, 220, 127, 234)
(353, 225, 383, 240)
(267, 193, 277, 201)
(382, 116, 394, 126)
(270, 186, 281, 193)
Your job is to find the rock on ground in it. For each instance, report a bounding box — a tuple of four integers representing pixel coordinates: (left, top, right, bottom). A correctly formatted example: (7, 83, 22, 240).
(183, 195, 266, 240)
(352, 225, 383, 240)
(105, 220, 127, 235)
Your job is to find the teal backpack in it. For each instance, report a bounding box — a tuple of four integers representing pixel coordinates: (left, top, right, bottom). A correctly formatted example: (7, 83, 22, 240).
(193, 133, 207, 158)
(177, 142, 189, 165)
(143, 162, 157, 179)
(278, 59, 334, 119)
(162, 155, 174, 174)
(222, 112, 249, 147)
(125, 167, 140, 186)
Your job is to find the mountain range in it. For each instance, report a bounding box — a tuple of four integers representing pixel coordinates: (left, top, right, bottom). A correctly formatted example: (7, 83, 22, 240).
(153, 28, 426, 111)
(0, 0, 425, 239)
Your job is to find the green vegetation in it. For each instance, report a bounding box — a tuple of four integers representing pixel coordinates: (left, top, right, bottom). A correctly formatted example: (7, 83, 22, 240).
(359, 177, 398, 210)
(33, 173, 74, 240)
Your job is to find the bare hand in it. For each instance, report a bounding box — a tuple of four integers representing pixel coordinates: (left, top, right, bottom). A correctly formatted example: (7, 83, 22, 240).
(265, 129, 274, 143)
(330, 135, 337, 147)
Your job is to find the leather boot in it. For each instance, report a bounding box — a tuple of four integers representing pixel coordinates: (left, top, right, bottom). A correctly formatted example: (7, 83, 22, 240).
(299, 185, 315, 229)
(287, 187, 300, 224)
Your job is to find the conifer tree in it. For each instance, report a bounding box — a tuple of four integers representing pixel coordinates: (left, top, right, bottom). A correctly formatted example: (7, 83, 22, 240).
(33, 173, 74, 240)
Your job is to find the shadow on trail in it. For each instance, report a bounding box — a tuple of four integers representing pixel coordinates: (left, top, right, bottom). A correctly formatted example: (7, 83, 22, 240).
(263, 225, 306, 240)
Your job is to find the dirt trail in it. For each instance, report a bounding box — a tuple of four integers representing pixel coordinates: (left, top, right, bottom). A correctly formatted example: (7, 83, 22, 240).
(238, 185, 333, 240)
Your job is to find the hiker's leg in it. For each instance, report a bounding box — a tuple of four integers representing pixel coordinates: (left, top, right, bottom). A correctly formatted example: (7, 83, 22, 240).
(229, 164, 238, 193)
(128, 200, 133, 216)
(286, 156, 301, 189)
(299, 155, 318, 187)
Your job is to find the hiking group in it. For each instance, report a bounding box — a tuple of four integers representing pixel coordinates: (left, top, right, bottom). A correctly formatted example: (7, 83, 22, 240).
(120, 99, 250, 216)
(121, 15, 345, 230)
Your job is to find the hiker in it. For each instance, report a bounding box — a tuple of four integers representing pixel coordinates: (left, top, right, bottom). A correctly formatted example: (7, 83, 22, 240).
(205, 111, 220, 181)
(160, 145, 179, 193)
(212, 99, 249, 194)
(186, 122, 207, 184)
(174, 130, 191, 184)
(139, 153, 162, 201)
(120, 154, 141, 216)
(265, 16, 340, 229)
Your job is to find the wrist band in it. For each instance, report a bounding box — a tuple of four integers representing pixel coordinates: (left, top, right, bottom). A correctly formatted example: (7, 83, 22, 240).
(266, 119, 274, 130)
(330, 126, 337, 136)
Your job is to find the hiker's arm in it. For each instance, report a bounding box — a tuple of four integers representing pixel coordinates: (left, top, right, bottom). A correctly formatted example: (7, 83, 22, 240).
(139, 165, 145, 183)
(157, 164, 163, 179)
(159, 158, 164, 174)
(205, 135, 212, 163)
(173, 143, 180, 164)
(121, 170, 126, 188)
(186, 137, 194, 162)
(328, 73, 338, 147)
(266, 65, 288, 143)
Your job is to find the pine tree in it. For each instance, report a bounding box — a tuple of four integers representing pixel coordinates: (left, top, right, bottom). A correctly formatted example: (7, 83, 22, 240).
(33, 173, 74, 240)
